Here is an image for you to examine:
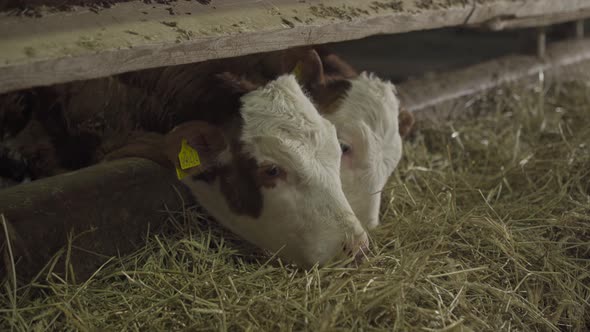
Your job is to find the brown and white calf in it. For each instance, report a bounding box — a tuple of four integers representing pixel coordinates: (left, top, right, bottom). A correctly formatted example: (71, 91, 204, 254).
(160, 73, 368, 267)
(7, 71, 369, 268)
(256, 47, 415, 230)
(120, 48, 414, 230)
(314, 48, 415, 230)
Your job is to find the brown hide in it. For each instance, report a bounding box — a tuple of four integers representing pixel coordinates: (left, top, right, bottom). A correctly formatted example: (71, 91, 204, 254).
(1, 76, 182, 185)
(1, 93, 32, 183)
(0, 92, 31, 139)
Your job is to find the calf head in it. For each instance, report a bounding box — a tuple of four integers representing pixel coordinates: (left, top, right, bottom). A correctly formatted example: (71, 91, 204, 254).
(275, 49, 413, 230)
(114, 73, 368, 267)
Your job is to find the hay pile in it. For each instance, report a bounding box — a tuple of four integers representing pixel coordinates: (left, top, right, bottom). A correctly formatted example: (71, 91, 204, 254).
(1, 79, 589, 331)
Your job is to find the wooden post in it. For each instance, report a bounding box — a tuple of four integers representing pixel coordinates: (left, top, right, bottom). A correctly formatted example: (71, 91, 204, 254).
(576, 20, 585, 39)
(537, 27, 547, 59)
(0, 158, 191, 283)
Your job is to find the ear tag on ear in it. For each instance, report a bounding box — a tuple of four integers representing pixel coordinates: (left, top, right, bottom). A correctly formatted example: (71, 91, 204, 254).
(176, 138, 201, 180)
(292, 61, 303, 81)
(176, 167, 189, 180)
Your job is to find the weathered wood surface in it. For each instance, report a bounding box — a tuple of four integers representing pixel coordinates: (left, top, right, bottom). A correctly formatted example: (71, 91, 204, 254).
(473, 7, 590, 31)
(398, 37, 590, 117)
(1, 0, 589, 94)
(0, 158, 190, 282)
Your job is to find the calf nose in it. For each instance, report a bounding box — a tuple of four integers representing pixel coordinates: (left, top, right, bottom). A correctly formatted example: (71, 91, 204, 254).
(343, 232, 369, 265)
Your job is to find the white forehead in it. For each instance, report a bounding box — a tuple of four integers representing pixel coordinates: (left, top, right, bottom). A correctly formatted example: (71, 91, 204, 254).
(330, 72, 400, 138)
(238, 75, 340, 171)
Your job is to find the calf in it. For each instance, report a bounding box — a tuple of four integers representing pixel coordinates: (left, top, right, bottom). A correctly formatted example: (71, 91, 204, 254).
(315, 48, 415, 229)
(9, 72, 369, 268)
(115, 73, 369, 267)
(0, 77, 161, 187)
(259, 47, 415, 229)
(120, 48, 413, 230)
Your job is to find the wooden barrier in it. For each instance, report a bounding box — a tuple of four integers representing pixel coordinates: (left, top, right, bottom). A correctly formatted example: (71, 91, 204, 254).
(398, 37, 590, 116)
(1, 0, 589, 94)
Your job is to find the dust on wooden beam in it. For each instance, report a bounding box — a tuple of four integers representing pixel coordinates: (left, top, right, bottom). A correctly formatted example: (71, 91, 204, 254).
(1, 0, 589, 94)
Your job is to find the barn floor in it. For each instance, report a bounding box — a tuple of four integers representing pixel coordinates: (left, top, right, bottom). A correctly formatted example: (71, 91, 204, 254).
(1, 78, 589, 331)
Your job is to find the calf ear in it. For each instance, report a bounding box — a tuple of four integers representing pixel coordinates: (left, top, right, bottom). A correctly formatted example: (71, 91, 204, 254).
(164, 121, 227, 177)
(314, 46, 358, 79)
(292, 48, 326, 88)
(398, 108, 415, 138)
(266, 47, 326, 89)
(287, 48, 352, 114)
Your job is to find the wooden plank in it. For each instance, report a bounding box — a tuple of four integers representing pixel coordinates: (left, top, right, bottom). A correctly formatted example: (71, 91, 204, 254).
(0, 0, 589, 94)
(0, 157, 190, 282)
(474, 7, 590, 31)
(397, 37, 590, 115)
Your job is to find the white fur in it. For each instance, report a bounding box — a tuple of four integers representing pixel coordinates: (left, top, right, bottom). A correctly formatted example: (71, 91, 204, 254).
(182, 75, 367, 267)
(323, 72, 403, 229)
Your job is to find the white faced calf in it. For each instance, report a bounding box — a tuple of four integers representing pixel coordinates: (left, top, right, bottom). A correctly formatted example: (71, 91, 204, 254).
(265, 48, 414, 230)
(118, 50, 413, 230)
(320, 73, 404, 230)
(109, 73, 368, 267)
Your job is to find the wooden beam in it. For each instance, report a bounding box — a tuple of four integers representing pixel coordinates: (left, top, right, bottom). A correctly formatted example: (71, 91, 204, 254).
(1, 0, 589, 94)
(397, 37, 590, 114)
(537, 27, 547, 59)
(475, 7, 590, 31)
(0, 158, 190, 282)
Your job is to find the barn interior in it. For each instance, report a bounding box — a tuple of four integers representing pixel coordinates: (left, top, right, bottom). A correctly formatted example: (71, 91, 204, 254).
(1, 1, 589, 330)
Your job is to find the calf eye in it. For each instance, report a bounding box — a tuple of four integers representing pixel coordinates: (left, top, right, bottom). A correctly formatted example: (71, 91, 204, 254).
(340, 143, 351, 154)
(265, 165, 280, 177)
(258, 163, 286, 187)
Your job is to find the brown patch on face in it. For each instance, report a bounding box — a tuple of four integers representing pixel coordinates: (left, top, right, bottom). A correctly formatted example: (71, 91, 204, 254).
(219, 152, 264, 218)
(191, 148, 264, 219)
(189, 120, 265, 219)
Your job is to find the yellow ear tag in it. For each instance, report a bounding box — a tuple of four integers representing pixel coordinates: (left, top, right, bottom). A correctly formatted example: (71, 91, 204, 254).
(176, 167, 189, 180)
(175, 138, 201, 180)
(292, 61, 303, 81)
